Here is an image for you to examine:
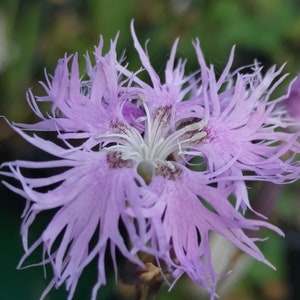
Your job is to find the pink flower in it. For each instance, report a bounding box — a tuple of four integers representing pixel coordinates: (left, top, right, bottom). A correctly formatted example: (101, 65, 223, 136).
(1, 22, 299, 300)
(187, 44, 300, 212)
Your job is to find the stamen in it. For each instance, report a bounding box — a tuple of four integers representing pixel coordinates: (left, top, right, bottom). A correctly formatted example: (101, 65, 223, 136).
(153, 120, 207, 160)
(183, 131, 207, 144)
(184, 120, 207, 132)
(97, 104, 207, 178)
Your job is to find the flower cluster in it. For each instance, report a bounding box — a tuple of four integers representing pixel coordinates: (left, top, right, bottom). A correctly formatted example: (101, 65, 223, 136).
(2, 22, 300, 300)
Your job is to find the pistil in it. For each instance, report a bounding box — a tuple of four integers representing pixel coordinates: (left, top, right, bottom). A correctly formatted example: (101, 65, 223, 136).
(98, 104, 207, 179)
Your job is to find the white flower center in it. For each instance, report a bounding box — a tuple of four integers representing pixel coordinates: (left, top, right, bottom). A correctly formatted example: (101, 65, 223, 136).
(97, 103, 207, 181)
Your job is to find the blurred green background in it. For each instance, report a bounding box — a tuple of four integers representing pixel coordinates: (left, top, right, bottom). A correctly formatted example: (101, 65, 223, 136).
(0, 0, 300, 299)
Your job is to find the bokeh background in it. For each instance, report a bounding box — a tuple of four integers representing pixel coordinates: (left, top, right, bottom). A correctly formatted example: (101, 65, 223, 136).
(0, 0, 300, 299)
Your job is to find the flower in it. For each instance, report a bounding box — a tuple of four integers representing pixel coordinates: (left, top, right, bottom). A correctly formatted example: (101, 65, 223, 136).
(285, 74, 300, 121)
(187, 45, 300, 212)
(1, 22, 300, 300)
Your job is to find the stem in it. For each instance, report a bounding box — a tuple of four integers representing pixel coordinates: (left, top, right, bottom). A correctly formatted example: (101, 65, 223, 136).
(136, 280, 162, 300)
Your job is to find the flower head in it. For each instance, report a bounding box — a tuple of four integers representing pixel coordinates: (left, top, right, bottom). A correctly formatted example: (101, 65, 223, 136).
(1, 22, 300, 300)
